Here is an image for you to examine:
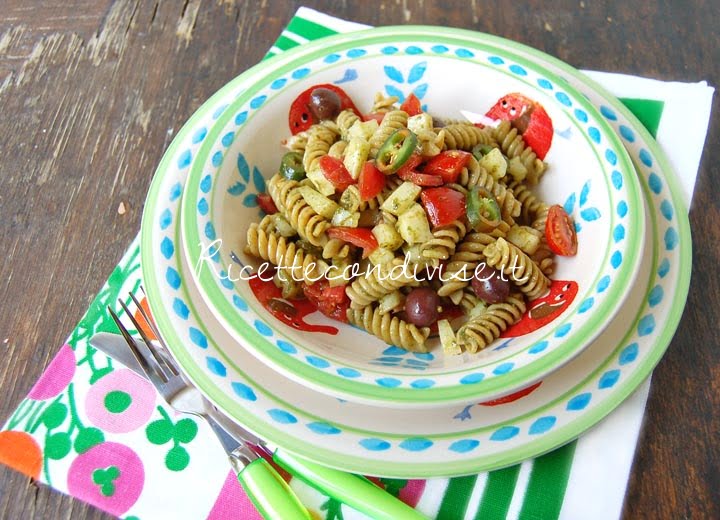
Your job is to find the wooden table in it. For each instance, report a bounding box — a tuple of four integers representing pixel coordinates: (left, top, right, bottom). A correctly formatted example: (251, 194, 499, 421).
(1, 1, 717, 518)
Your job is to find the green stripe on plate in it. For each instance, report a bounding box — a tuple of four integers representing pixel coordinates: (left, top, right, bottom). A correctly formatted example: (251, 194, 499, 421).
(620, 97, 665, 138)
(473, 464, 522, 520)
(517, 440, 577, 520)
(273, 34, 300, 51)
(288, 15, 340, 39)
(436, 475, 478, 520)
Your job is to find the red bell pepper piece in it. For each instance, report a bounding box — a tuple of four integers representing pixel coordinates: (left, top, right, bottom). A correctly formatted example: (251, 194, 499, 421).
(400, 93, 422, 116)
(256, 193, 278, 214)
(303, 279, 350, 323)
(420, 187, 466, 227)
(327, 227, 379, 258)
(319, 155, 356, 192)
(396, 154, 443, 187)
(358, 162, 385, 201)
(422, 150, 472, 184)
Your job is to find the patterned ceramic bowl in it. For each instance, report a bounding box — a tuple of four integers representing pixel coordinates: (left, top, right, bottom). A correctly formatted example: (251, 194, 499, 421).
(177, 26, 645, 408)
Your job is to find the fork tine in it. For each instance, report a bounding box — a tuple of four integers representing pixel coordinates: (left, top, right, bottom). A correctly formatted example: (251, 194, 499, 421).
(133, 288, 164, 342)
(130, 290, 180, 376)
(117, 298, 170, 382)
(107, 306, 159, 382)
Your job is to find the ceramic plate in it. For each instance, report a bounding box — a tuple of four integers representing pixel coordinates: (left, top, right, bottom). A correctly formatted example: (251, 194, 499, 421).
(177, 27, 645, 407)
(140, 29, 689, 477)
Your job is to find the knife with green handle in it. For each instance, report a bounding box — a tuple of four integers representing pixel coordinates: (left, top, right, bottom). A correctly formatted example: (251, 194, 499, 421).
(201, 403, 311, 520)
(90, 332, 428, 520)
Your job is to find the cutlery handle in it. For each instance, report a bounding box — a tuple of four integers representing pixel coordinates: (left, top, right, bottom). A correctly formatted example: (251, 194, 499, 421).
(237, 457, 312, 520)
(273, 448, 429, 520)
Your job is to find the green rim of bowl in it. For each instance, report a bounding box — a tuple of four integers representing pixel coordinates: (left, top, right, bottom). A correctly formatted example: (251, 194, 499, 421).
(140, 25, 690, 476)
(178, 26, 645, 405)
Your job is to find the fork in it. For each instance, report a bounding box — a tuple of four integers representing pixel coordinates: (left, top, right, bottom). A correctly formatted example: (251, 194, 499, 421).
(109, 294, 312, 520)
(111, 291, 428, 520)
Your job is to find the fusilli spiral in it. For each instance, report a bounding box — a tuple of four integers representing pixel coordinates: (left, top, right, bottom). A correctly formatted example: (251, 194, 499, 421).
(347, 305, 430, 352)
(303, 123, 339, 172)
(370, 92, 399, 113)
(493, 120, 546, 185)
(267, 173, 300, 213)
(438, 231, 502, 299)
(484, 237, 550, 299)
(508, 179, 548, 226)
(336, 109, 361, 140)
(369, 110, 408, 158)
(283, 187, 331, 247)
(245, 225, 326, 283)
(458, 294, 526, 352)
(439, 124, 496, 151)
(421, 220, 468, 261)
(346, 257, 419, 309)
(322, 238, 351, 260)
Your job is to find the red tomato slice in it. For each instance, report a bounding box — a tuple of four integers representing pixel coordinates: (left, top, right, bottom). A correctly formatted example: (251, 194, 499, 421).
(327, 227, 379, 258)
(420, 187, 466, 227)
(479, 381, 543, 406)
(398, 170, 444, 187)
(395, 153, 423, 177)
(358, 162, 385, 201)
(363, 112, 386, 124)
(304, 279, 346, 304)
(520, 106, 553, 160)
(288, 84, 360, 135)
(395, 153, 443, 186)
(422, 150, 472, 183)
(303, 280, 350, 323)
(546, 205, 578, 256)
(319, 156, 356, 191)
(400, 93, 422, 116)
(256, 193, 278, 214)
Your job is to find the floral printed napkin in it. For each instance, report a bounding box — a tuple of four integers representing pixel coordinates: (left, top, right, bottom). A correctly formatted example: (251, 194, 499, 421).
(0, 7, 712, 520)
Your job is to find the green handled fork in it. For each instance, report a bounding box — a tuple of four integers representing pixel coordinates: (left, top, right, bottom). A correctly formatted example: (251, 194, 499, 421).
(109, 291, 427, 520)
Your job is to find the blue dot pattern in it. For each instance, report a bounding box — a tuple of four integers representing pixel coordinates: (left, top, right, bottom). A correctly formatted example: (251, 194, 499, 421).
(206, 357, 227, 377)
(307, 422, 341, 435)
(165, 267, 181, 290)
(567, 393, 591, 411)
(231, 382, 257, 401)
(490, 426, 520, 441)
(360, 438, 391, 451)
(146, 39, 687, 460)
(163, 41, 657, 430)
(449, 439, 480, 453)
(306, 356, 330, 369)
(399, 438, 433, 451)
(460, 373, 484, 384)
(268, 409, 297, 424)
(528, 416, 556, 435)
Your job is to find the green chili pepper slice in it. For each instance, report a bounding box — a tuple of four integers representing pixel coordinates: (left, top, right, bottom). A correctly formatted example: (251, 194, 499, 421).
(467, 186, 502, 231)
(280, 152, 306, 181)
(471, 144, 495, 161)
(376, 129, 418, 174)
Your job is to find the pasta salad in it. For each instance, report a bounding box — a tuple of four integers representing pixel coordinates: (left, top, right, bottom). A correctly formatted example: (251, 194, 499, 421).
(244, 84, 578, 355)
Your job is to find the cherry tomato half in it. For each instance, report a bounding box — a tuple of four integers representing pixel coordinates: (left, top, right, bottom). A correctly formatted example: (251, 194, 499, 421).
(546, 204, 578, 256)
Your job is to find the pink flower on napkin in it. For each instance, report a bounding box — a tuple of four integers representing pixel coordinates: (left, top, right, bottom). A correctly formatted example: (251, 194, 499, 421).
(85, 368, 156, 433)
(27, 344, 75, 400)
(67, 442, 144, 516)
